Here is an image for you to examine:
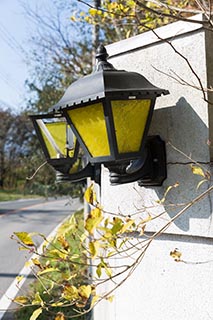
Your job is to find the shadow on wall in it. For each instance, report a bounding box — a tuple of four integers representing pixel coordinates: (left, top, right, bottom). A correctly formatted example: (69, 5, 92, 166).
(149, 97, 211, 231)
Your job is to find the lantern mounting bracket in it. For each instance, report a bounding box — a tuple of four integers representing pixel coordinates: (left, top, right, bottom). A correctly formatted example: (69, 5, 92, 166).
(55, 163, 101, 185)
(107, 135, 167, 186)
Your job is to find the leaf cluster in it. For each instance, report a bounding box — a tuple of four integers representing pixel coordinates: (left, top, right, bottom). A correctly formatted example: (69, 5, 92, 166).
(13, 210, 90, 320)
(77, 0, 201, 42)
(12, 166, 213, 318)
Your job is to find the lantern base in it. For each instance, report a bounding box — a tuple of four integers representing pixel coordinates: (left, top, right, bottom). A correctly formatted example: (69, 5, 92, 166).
(107, 136, 167, 186)
(48, 158, 78, 174)
(55, 163, 101, 185)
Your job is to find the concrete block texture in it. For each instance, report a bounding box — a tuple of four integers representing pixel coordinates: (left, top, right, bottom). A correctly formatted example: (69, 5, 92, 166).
(94, 235, 213, 320)
(101, 164, 213, 238)
(108, 28, 210, 163)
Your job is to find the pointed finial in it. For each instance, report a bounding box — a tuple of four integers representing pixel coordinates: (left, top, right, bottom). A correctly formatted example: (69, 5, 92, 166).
(95, 44, 116, 71)
(96, 44, 108, 61)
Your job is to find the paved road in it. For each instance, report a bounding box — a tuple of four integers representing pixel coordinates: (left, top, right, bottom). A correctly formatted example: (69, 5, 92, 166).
(0, 197, 82, 304)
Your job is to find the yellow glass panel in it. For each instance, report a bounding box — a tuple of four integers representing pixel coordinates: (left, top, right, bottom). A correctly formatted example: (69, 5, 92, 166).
(112, 100, 151, 153)
(67, 103, 110, 157)
(69, 159, 81, 174)
(40, 122, 74, 159)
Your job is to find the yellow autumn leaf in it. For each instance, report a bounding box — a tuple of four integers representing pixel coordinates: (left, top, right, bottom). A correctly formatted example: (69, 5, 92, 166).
(84, 183, 97, 205)
(16, 275, 24, 284)
(127, 0, 136, 6)
(96, 263, 102, 278)
(91, 294, 100, 307)
(120, 219, 134, 234)
(104, 266, 112, 278)
(51, 302, 64, 307)
(32, 292, 43, 306)
(31, 258, 42, 269)
(111, 217, 124, 234)
(89, 240, 100, 259)
(38, 267, 59, 276)
(109, 2, 118, 9)
(101, 261, 112, 278)
(57, 235, 69, 251)
(29, 307, 43, 320)
(63, 285, 79, 301)
(89, 8, 98, 15)
(170, 248, 182, 261)
(85, 208, 103, 235)
(158, 182, 179, 204)
(13, 295, 28, 305)
(47, 249, 68, 260)
(84, 16, 90, 23)
(97, 9, 102, 15)
(191, 165, 205, 177)
(78, 285, 92, 299)
(14, 232, 34, 246)
(126, 29, 131, 38)
(55, 312, 65, 320)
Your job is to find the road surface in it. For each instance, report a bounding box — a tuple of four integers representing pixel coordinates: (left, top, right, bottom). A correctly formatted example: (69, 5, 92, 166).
(0, 197, 82, 317)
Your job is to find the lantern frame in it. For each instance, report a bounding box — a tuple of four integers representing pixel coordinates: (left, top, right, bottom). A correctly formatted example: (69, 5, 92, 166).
(51, 45, 169, 169)
(30, 112, 100, 183)
(30, 113, 79, 173)
(62, 96, 158, 165)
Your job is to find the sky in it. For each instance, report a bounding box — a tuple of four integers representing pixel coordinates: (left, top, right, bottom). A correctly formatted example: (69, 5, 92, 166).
(0, 0, 31, 112)
(0, 0, 88, 113)
(0, 0, 68, 113)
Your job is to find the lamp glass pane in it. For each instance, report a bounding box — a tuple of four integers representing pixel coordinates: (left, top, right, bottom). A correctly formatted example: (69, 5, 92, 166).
(111, 99, 151, 153)
(38, 120, 75, 159)
(67, 102, 110, 157)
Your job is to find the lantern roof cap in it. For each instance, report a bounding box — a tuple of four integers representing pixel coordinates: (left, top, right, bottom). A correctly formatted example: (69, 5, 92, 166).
(51, 45, 169, 112)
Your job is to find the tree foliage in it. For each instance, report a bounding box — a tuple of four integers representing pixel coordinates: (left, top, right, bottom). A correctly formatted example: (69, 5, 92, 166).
(0, 106, 34, 190)
(0, 107, 14, 188)
(76, 0, 207, 42)
(13, 210, 89, 320)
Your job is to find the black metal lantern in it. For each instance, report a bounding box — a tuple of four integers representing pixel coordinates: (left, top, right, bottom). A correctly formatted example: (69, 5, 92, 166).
(50, 45, 169, 186)
(30, 112, 100, 183)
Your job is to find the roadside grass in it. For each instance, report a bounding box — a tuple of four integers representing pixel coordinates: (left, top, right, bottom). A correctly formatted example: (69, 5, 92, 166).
(0, 189, 40, 202)
(14, 209, 90, 320)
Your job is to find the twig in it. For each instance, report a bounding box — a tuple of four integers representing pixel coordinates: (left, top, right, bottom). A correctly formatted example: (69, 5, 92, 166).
(26, 161, 47, 180)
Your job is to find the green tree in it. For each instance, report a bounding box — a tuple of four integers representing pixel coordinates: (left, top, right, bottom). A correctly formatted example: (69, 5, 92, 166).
(0, 107, 14, 188)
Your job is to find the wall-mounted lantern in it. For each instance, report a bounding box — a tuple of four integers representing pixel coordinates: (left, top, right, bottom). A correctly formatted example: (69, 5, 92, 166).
(49, 44, 169, 186)
(30, 112, 100, 183)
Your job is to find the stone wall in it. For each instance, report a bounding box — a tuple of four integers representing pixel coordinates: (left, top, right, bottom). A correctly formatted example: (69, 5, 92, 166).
(93, 15, 213, 320)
